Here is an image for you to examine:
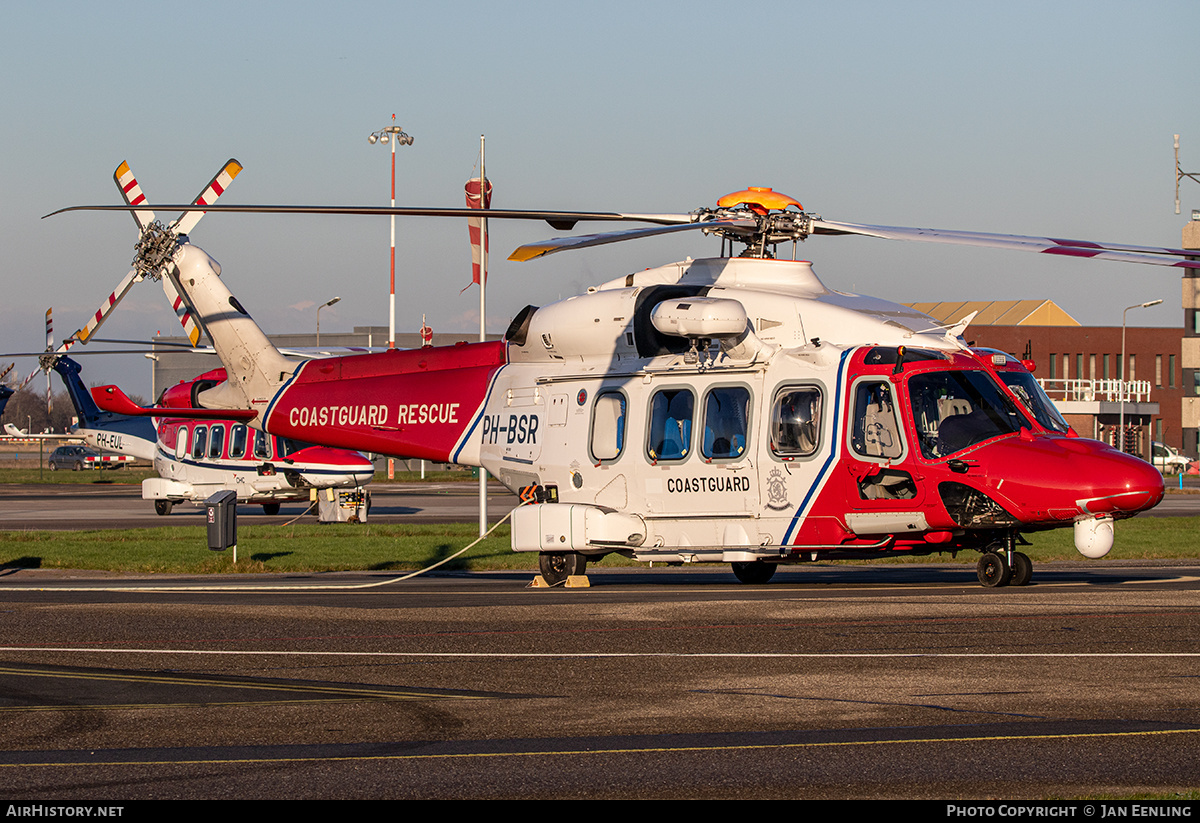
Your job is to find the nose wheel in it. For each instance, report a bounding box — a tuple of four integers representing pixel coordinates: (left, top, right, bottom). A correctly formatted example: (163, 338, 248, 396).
(1009, 550, 1033, 587)
(976, 548, 1033, 587)
(976, 551, 1010, 587)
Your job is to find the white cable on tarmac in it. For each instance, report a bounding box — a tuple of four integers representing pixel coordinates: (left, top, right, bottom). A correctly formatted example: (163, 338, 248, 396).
(0, 502, 527, 593)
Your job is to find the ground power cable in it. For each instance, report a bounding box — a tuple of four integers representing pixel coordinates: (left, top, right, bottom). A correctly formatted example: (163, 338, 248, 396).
(0, 501, 532, 594)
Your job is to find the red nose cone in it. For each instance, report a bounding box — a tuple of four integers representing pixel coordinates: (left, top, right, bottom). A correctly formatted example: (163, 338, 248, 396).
(963, 435, 1164, 523)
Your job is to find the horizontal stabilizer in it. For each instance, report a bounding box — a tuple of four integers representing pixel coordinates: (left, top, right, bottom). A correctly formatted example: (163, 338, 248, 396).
(91, 385, 258, 421)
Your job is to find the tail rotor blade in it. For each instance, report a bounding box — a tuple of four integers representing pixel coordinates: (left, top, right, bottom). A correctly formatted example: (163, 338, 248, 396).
(170, 158, 243, 236)
(113, 161, 155, 231)
(74, 269, 140, 345)
(162, 274, 204, 346)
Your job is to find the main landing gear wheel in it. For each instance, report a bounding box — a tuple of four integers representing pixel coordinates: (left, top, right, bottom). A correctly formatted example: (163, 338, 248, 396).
(538, 552, 587, 586)
(154, 500, 172, 516)
(731, 561, 777, 584)
(976, 551, 1011, 588)
(1009, 551, 1033, 587)
(262, 502, 281, 516)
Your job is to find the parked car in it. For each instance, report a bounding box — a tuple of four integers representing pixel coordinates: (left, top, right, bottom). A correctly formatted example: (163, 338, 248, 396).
(1151, 441, 1191, 475)
(48, 443, 109, 470)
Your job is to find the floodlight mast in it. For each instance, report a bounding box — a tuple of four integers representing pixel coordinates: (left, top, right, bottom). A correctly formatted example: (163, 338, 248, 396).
(368, 116, 414, 349)
(1119, 299, 1163, 454)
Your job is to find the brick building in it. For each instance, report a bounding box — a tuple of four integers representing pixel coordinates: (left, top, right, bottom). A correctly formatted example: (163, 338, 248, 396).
(907, 300, 1183, 460)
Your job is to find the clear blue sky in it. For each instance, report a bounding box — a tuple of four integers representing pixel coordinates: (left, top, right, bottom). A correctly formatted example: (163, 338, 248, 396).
(3, 0, 1199, 394)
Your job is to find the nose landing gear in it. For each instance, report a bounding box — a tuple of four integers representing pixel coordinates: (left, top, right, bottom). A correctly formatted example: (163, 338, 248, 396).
(976, 534, 1032, 587)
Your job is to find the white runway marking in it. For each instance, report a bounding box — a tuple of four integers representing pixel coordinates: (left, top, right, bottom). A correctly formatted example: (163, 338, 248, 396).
(1, 647, 1199, 659)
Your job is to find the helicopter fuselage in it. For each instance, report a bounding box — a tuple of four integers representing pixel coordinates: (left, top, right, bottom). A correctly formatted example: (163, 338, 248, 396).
(250, 254, 1163, 578)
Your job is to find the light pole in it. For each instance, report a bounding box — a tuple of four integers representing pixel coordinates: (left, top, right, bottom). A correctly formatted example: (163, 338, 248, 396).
(367, 116, 414, 351)
(1119, 299, 1163, 456)
(144, 353, 159, 400)
(316, 296, 341, 348)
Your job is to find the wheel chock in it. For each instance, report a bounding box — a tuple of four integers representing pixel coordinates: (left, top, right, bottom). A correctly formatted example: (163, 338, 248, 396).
(528, 574, 591, 588)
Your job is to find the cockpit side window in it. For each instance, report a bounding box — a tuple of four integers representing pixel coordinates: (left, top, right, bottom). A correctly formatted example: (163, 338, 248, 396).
(998, 371, 1070, 433)
(772, 386, 822, 457)
(851, 380, 903, 460)
(254, 429, 271, 459)
(647, 388, 694, 461)
(908, 370, 1028, 459)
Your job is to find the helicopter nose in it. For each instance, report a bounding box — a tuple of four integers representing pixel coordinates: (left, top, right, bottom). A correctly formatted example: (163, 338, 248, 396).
(949, 435, 1164, 523)
(290, 447, 377, 486)
(1066, 440, 1165, 517)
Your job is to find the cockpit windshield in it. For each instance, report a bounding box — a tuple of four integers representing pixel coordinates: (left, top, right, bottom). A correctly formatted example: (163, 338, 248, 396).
(996, 370, 1070, 434)
(908, 370, 1030, 459)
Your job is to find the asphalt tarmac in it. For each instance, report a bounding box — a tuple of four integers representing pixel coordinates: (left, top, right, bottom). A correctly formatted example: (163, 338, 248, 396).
(0, 562, 1198, 800)
(0, 482, 1198, 800)
(0, 481, 517, 529)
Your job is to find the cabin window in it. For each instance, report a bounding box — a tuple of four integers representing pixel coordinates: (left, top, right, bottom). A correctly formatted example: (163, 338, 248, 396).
(208, 425, 225, 459)
(254, 429, 271, 459)
(590, 390, 627, 464)
(907, 370, 1027, 459)
(647, 388, 694, 461)
(771, 386, 822, 457)
(850, 381, 902, 460)
(191, 426, 208, 460)
(702, 386, 750, 460)
(278, 438, 306, 458)
(230, 425, 247, 459)
(174, 426, 189, 461)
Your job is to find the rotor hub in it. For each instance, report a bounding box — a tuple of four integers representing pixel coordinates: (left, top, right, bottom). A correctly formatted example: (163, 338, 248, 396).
(695, 188, 817, 258)
(132, 221, 180, 279)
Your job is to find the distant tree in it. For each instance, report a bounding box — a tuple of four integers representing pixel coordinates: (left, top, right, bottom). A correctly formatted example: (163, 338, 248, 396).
(2, 388, 75, 433)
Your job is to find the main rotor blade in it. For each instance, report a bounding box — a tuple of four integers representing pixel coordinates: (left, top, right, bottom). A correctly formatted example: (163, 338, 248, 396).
(812, 219, 1200, 268)
(45, 203, 694, 228)
(87, 338, 215, 350)
(509, 219, 756, 261)
(1, 349, 177, 358)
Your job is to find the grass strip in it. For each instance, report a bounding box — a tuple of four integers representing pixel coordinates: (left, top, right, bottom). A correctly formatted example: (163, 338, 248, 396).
(0, 517, 1196, 575)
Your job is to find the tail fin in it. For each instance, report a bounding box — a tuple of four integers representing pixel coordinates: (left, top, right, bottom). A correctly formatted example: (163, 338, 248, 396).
(52, 356, 156, 460)
(51, 357, 105, 426)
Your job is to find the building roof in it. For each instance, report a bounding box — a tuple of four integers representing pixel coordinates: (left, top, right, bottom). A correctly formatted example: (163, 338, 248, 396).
(904, 299, 1081, 327)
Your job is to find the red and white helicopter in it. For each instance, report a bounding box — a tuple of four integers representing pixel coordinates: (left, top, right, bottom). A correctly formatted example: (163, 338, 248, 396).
(57, 163, 1187, 586)
(8, 162, 375, 516)
(50, 355, 375, 516)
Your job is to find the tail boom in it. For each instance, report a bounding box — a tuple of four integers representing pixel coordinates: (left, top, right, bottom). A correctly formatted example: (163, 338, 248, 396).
(263, 342, 507, 464)
(170, 244, 297, 413)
